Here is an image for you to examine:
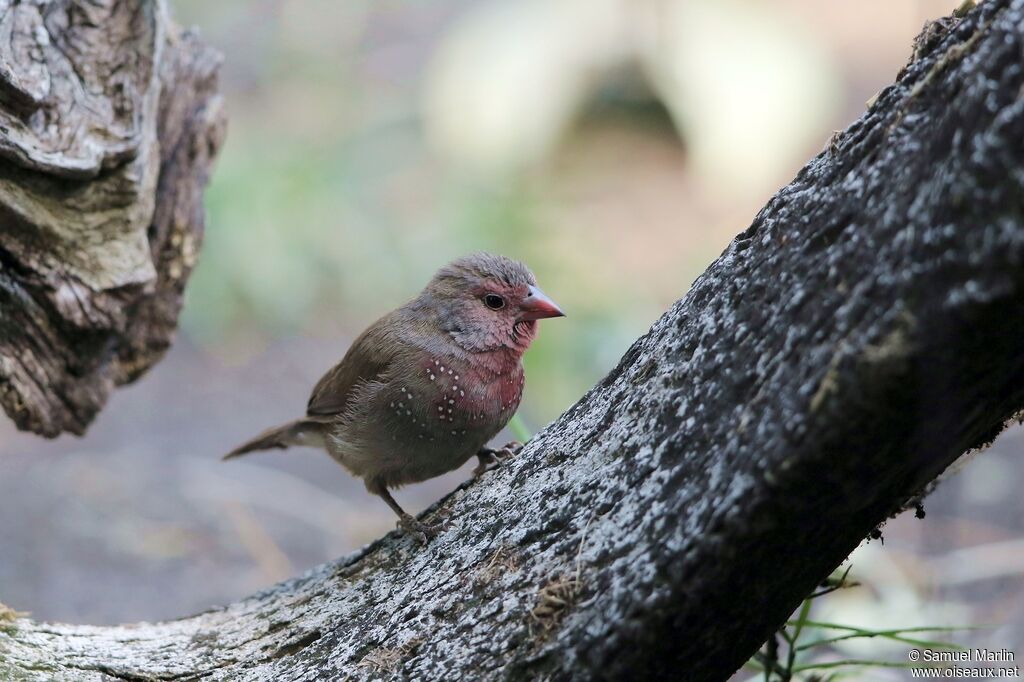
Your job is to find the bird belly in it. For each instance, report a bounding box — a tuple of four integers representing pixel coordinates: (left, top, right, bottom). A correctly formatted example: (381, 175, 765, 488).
(325, 359, 523, 489)
(328, 421, 484, 489)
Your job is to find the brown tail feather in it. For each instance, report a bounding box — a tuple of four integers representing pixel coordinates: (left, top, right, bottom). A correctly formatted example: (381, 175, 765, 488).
(222, 419, 328, 460)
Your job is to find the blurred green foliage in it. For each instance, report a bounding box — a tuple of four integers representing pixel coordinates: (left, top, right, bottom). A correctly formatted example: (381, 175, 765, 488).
(171, 0, 685, 427)
(170, 0, 852, 425)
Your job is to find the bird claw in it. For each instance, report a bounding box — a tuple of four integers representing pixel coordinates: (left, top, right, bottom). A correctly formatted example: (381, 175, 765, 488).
(398, 514, 445, 544)
(473, 441, 524, 477)
(495, 440, 523, 460)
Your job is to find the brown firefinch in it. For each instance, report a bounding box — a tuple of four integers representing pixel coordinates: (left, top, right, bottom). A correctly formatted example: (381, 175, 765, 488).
(224, 253, 564, 539)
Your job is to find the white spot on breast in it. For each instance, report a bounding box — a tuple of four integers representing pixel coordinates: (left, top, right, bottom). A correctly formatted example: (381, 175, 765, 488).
(430, 374, 435, 380)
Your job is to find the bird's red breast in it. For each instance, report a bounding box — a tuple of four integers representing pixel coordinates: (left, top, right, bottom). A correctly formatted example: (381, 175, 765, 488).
(419, 353, 524, 433)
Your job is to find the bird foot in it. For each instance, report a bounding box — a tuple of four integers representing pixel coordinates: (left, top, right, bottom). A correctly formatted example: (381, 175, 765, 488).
(496, 440, 523, 460)
(473, 441, 524, 477)
(397, 513, 445, 544)
(472, 453, 496, 478)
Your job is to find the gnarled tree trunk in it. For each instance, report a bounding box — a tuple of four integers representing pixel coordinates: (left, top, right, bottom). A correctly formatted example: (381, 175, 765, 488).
(0, 0, 225, 437)
(3, 0, 1024, 680)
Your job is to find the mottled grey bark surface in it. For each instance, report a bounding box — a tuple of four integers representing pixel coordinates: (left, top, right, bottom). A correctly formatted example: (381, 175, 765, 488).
(3, 0, 1024, 680)
(0, 0, 225, 437)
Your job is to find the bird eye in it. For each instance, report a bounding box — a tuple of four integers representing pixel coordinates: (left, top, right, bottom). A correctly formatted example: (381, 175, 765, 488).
(484, 294, 505, 310)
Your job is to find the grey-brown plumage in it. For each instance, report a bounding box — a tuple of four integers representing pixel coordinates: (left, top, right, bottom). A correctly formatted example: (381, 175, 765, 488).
(224, 253, 564, 538)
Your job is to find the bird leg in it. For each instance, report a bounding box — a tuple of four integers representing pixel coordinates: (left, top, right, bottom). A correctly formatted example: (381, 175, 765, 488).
(371, 484, 444, 543)
(473, 441, 524, 477)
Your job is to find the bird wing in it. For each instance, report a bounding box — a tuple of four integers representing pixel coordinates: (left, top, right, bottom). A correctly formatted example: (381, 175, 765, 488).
(306, 315, 398, 418)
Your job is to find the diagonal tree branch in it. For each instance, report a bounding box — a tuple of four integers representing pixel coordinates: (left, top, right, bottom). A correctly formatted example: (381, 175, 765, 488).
(2, 0, 1024, 680)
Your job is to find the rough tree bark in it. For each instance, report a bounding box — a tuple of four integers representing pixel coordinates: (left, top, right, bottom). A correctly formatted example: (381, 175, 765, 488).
(0, 0, 225, 437)
(3, 0, 1024, 680)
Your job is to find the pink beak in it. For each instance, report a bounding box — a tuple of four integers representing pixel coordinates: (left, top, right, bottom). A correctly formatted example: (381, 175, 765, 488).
(519, 285, 565, 321)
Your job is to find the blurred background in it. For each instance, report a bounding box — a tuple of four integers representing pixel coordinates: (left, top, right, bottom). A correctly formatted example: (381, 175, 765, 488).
(1, 0, 1021, 676)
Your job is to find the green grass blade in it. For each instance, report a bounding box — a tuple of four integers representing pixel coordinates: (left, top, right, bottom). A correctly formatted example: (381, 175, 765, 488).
(793, 659, 940, 672)
(788, 621, 975, 635)
(790, 599, 813, 643)
(797, 629, 964, 652)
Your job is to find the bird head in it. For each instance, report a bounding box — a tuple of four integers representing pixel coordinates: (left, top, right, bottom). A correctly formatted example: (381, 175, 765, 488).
(423, 253, 564, 354)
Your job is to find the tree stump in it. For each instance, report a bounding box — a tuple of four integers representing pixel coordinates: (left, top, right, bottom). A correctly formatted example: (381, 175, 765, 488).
(0, 0, 225, 437)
